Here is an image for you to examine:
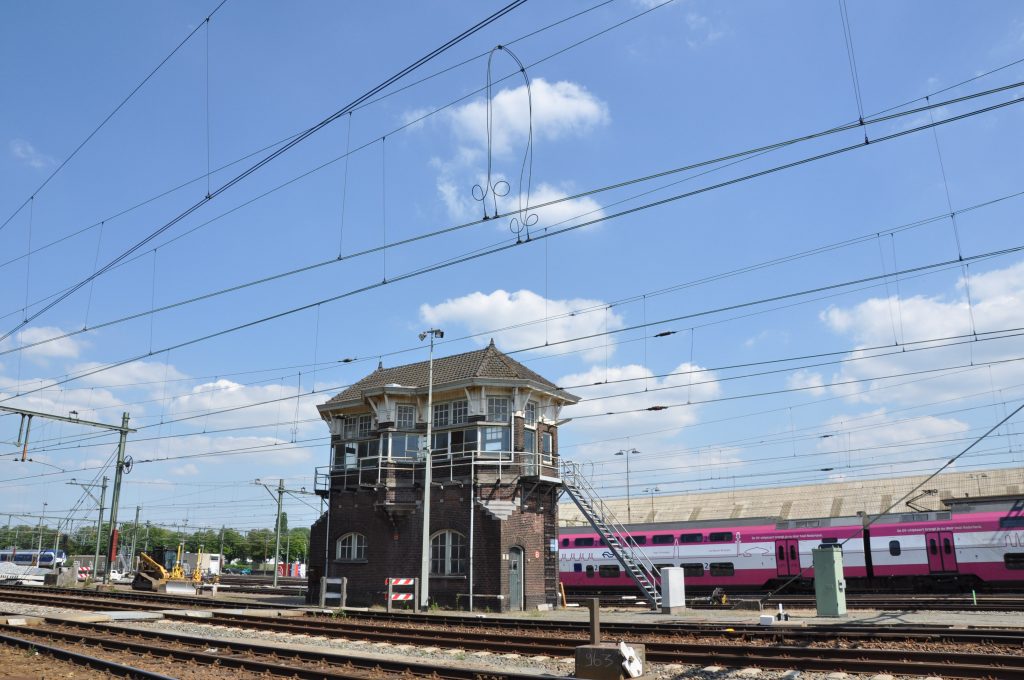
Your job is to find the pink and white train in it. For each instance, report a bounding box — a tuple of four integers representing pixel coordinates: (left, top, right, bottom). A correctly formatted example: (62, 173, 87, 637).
(559, 505, 1024, 592)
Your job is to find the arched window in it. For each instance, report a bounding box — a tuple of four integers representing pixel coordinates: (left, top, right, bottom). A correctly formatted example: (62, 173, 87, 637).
(336, 532, 367, 561)
(430, 530, 466, 575)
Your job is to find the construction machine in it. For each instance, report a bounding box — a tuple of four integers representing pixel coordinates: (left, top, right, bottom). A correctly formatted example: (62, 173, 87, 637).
(131, 544, 197, 594)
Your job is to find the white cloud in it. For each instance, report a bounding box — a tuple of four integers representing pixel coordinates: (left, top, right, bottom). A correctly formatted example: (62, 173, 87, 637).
(172, 463, 199, 476)
(685, 12, 725, 49)
(816, 409, 970, 475)
(9, 138, 55, 169)
(420, 289, 622, 362)
(819, 259, 1024, 404)
(446, 78, 609, 156)
(787, 369, 826, 396)
(70, 359, 188, 391)
(558, 361, 721, 457)
(15, 326, 84, 362)
(412, 78, 610, 225)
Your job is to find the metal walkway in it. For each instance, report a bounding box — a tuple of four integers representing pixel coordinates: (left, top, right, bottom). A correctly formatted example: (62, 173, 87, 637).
(560, 460, 661, 608)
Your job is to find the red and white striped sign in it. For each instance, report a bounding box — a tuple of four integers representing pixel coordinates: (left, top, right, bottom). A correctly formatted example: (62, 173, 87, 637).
(389, 592, 414, 601)
(386, 577, 414, 585)
(77, 566, 92, 581)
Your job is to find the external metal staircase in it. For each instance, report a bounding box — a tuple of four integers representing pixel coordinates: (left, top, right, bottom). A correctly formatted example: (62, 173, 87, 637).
(560, 460, 662, 608)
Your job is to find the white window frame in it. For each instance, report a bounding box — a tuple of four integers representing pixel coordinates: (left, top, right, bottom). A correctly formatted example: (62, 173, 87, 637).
(541, 431, 553, 463)
(487, 397, 510, 422)
(396, 404, 416, 430)
(522, 428, 537, 453)
(433, 402, 450, 427)
(451, 399, 468, 424)
(357, 414, 372, 436)
(336, 532, 367, 561)
(430, 530, 466, 575)
(525, 401, 537, 426)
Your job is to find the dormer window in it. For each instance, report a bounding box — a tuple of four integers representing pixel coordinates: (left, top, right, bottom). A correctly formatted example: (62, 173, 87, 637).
(396, 405, 415, 430)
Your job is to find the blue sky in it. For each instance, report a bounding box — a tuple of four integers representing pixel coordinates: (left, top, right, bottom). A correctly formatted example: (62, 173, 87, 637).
(1, 1, 1023, 537)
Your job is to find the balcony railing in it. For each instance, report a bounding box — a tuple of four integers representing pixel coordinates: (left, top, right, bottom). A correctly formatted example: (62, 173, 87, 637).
(315, 448, 557, 493)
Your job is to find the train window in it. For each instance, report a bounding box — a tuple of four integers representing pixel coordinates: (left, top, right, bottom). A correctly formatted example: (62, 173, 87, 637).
(561, 538, 569, 547)
(789, 545, 797, 560)
(928, 539, 938, 555)
(708, 532, 733, 543)
(821, 537, 838, 544)
(1005, 554, 1024, 571)
(574, 564, 582, 572)
(709, 562, 735, 577)
(777, 546, 785, 559)
(652, 534, 675, 545)
(599, 538, 606, 546)
(679, 533, 703, 544)
(586, 565, 595, 578)
(999, 517, 1024, 528)
(889, 540, 901, 556)
(599, 565, 621, 578)
(682, 563, 704, 577)
(943, 538, 953, 555)
(626, 535, 647, 546)
(574, 538, 595, 547)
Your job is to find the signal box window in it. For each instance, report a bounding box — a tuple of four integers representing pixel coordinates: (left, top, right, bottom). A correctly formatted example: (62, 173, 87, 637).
(652, 534, 675, 545)
(888, 540, 901, 556)
(708, 532, 733, 543)
(679, 533, 703, 544)
(599, 565, 620, 578)
(709, 562, 735, 577)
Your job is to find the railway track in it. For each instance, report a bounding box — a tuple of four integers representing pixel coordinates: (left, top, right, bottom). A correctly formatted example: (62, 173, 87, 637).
(98, 611, 1024, 678)
(567, 590, 1024, 611)
(0, 629, 176, 679)
(0, 584, 289, 610)
(4, 620, 571, 680)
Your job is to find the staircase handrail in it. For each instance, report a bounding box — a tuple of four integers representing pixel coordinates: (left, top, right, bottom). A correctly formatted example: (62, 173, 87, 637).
(559, 459, 661, 595)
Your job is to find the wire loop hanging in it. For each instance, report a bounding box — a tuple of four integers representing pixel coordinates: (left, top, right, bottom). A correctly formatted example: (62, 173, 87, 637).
(471, 45, 537, 242)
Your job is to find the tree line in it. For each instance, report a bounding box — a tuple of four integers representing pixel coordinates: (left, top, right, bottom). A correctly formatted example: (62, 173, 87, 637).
(1, 513, 311, 565)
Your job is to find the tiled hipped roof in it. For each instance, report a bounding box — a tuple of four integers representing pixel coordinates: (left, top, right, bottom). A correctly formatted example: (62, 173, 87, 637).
(325, 339, 576, 405)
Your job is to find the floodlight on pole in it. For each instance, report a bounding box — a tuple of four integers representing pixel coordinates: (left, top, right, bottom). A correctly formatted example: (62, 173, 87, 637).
(615, 448, 640, 523)
(419, 328, 443, 609)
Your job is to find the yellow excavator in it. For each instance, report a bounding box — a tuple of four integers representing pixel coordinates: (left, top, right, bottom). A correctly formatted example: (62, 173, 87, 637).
(131, 544, 197, 594)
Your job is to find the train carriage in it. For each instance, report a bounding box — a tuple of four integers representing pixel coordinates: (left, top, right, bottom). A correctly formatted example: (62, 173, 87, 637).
(559, 507, 1024, 594)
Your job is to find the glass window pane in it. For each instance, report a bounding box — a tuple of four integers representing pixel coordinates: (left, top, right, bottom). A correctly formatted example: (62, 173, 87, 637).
(396, 405, 415, 430)
(433, 402, 449, 427)
(487, 397, 510, 422)
(451, 400, 468, 424)
(482, 426, 508, 451)
(522, 429, 536, 453)
(525, 402, 537, 425)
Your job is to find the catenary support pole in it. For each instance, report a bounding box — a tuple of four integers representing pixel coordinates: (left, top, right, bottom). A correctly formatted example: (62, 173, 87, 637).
(128, 505, 141, 568)
(418, 328, 442, 609)
(104, 412, 130, 583)
(273, 479, 284, 587)
(93, 477, 108, 577)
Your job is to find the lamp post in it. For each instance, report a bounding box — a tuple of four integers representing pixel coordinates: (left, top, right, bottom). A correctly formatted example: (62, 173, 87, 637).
(643, 486, 661, 514)
(418, 328, 443, 610)
(615, 448, 639, 523)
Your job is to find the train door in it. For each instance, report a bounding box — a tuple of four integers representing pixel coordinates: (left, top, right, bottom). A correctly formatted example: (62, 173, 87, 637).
(775, 539, 799, 577)
(925, 531, 958, 572)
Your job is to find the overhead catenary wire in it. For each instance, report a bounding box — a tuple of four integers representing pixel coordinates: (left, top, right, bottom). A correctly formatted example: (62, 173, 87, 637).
(2, 92, 1020, 405)
(0, 0, 231, 236)
(0, 0, 530, 345)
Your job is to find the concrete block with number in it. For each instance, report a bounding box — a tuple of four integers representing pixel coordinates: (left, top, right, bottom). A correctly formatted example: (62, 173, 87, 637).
(575, 642, 646, 680)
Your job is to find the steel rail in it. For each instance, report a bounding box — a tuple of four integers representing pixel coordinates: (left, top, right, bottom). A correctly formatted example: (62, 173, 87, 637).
(207, 610, 1024, 648)
(0, 585, 284, 609)
(107, 612, 1024, 679)
(0, 629, 178, 679)
(27, 621, 574, 680)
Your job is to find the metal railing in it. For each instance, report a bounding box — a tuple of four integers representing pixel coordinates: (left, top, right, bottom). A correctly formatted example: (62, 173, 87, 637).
(559, 459, 661, 607)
